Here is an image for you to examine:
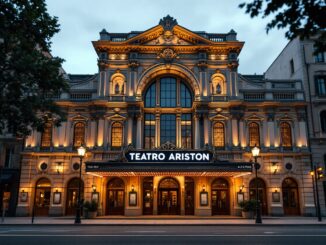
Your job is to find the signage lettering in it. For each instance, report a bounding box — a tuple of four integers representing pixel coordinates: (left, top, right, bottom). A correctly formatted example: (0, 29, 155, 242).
(126, 151, 212, 163)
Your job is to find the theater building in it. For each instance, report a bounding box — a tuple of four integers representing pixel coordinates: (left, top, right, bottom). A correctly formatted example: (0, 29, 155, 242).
(16, 16, 315, 217)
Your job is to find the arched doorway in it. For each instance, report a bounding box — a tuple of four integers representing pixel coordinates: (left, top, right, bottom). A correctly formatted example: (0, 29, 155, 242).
(185, 177, 194, 215)
(143, 177, 153, 215)
(66, 178, 84, 216)
(282, 178, 300, 215)
(249, 178, 268, 215)
(211, 178, 230, 215)
(106, 178, 125, 215)
(158, 177, 180, 215)
(34, 178, 51, 216)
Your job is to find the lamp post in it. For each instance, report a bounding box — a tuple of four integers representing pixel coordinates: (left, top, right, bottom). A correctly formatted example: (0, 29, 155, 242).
(251, 145, 262, 224)
(75, 145, 86, 224)
(310, 166, 323, 222)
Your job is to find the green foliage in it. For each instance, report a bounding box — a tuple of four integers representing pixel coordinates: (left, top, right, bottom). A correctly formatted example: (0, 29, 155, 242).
(239, 200, 257, 212)
(239, 0, 326, 53)
(83, 200, 98, 212)
(0, 0, 69, 137)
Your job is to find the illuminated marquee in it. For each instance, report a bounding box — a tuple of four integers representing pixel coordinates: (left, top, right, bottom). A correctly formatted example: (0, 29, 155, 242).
(125, 151, 213, 163)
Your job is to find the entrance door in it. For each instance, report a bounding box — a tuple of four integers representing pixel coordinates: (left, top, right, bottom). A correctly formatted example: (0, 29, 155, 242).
(66, 178, 84, 216)
(106, 178, 125, 215)
(212, 178, 230, 215)
(249, 178, 268, 215)
(282, 178, 300, 215)
(158, 178, 180, 215)
(34, 178, 51, 216)
(143, 177, 153, 215)
(185, 177, 194, 215)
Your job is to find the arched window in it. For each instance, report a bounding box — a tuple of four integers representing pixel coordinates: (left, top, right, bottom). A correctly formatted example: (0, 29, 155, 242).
(144, 77, 193, 108)
(73, 122, 85, 147)
(41, 122, 52, 148)
(280, 122, 292, 147)
(320, 110, 326, 133)
(111, 122, 123, 148)
(213, 122, 225, 148)
(249, 122, 260, 147)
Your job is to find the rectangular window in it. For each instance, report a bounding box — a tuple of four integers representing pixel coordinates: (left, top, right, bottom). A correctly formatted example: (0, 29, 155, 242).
(290, 59, 294, 74)
(315, 76, 326, 96)
(160, 114, 176, 145)
(181, 114, 192, 148)
(160, 77, 176, 107)
(314, 47, 325, 63)
(4, 148, 13, 168)
(144, 114, 156, 149)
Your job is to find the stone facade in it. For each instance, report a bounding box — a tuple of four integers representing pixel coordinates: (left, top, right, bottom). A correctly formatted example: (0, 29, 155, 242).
(265, 35, 326, 215)
(16, 16, 315, 217)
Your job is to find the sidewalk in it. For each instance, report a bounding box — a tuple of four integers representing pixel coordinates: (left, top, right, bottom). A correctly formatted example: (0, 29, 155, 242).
(1, 216, 326, 225)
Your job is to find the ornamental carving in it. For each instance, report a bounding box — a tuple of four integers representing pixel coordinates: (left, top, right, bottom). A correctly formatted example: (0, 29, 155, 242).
(159, 15, 178, 31)
(158, 141, 177, 150)
(157, 48, 179, 62)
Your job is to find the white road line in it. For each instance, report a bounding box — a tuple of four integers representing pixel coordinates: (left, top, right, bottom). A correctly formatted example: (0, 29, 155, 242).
(0, 234, 326, 237)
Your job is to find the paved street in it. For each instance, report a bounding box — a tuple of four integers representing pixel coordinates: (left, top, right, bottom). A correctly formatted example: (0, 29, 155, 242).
(0, 225, 326, 244)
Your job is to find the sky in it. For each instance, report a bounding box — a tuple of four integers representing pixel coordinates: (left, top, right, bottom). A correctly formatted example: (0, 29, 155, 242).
(46, 0, 289, 75)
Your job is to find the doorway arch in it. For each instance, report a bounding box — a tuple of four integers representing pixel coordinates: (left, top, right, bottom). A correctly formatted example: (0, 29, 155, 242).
(282, 178, 300, 215)
(66, 178, 84, 216)
(106, 178, 125, 215)
(249, 178, 268, 215)
(34, 178, 51, 216)
(158, 177, 180, 215)
(211, 178, 230, 215)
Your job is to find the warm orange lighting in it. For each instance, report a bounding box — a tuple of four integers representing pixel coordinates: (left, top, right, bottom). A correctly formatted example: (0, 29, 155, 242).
(251, 146, 260, 157)
(310, 171, 314, 176)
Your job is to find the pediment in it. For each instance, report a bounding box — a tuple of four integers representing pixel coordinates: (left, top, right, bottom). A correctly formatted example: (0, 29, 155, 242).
(126, 25, 214, 46)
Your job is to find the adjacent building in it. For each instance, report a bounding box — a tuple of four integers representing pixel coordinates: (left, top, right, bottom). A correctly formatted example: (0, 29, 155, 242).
(16, 16, 315, 217)
(265, 34, 326, 215)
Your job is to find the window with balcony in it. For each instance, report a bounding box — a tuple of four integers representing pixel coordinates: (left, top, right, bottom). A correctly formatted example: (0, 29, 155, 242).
(249, 122, 260, 147)
(41, 122, 52, 148)
(280, 122, 292, 148)
(73, 122, 85, 148)
(111, 122, 123, 149)
(213, 122, 225, 148)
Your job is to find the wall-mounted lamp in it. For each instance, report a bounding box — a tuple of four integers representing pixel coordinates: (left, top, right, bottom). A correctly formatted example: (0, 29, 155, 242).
(272, 162, 279, 174)
(131, 184, 135, 192)
(239, 185, 244, 193)
(274, 189, 278, 193)
(22, 189, 25, 193)
(92, 185, 96, 193)
(55, 188, 59, 193)
(56, 162, 63, 174)
(202, 184, 206, 192)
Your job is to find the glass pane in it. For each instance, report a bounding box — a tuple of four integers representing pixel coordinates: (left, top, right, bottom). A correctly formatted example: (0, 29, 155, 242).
(181, 114, 192, 148)
(144, 82, 156, 107)
(180, 82, 192, 108)
(144, 114, 156, 149)
(160, 114, 176, 145)
(160, 77, 176, 107)
(111, 122, 123, 147)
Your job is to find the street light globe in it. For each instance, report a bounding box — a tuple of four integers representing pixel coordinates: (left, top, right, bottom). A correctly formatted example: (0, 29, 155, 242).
(251, 145, 260, 157)
(77, 145, 86, 157)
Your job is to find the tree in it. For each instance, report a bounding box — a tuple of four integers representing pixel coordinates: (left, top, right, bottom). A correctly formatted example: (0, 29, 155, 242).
(239, 0, 326, 53)
(0, 0, 69, 137)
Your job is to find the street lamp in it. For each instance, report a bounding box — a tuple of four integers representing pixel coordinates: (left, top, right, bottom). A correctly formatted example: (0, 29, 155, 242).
(251, 145, 262, 224)
(75, 145, 86, 224)
(310, 166, 323, 222)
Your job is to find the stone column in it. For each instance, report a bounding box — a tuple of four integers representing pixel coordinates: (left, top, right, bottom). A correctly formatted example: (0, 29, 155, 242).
(97, 119, 105, 147)
(299, 120, 308, 147)
(176, 114, 181, 148)
(136, 115, 142, 149)
(64, 120, 71, 147)
(239, 119, 245, 148)
(127, 117, 133, 145)
(204, 116, 210, 145)
(267, 114, 275, 148)
(231, 117, 239, 147)
(194, 114, 200, 149)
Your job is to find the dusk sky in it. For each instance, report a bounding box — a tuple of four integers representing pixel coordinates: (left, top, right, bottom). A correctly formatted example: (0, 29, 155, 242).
(46, 0, 289, 76)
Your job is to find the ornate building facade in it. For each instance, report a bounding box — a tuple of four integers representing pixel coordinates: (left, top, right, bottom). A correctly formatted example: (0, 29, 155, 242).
(16, 16, 315, 217)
